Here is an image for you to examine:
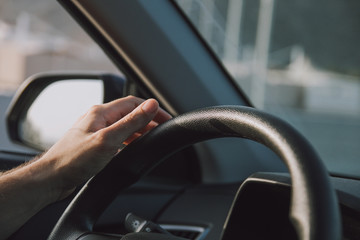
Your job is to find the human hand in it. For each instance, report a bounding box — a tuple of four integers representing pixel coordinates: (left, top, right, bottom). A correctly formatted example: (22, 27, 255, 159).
(42, 96, 171, 200)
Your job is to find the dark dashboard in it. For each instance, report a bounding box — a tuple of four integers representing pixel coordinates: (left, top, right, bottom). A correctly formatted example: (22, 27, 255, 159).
(8, 164, 360, 240)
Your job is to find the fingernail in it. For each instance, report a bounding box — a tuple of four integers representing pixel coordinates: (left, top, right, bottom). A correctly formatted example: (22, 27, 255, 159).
(142, 99, 158, 114)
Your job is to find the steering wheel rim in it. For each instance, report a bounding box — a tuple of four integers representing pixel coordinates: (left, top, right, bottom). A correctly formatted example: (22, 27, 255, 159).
(48, 106, 341, 240)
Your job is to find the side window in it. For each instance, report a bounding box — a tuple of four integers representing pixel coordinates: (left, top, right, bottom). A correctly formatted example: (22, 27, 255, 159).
(0, 0, 119, 152)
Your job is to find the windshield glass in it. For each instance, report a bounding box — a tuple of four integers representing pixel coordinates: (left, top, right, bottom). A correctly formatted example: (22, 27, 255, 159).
(176, 0, 360, 178)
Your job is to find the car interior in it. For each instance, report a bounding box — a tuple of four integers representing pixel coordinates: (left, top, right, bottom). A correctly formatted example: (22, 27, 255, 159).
(1, 1, 360, 240)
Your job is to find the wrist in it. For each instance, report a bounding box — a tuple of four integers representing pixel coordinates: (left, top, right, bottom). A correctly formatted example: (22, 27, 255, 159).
(37, 153, 76, 202)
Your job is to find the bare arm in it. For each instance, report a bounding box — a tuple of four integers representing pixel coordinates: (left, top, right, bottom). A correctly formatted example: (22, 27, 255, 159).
(0, 96, 171, 239)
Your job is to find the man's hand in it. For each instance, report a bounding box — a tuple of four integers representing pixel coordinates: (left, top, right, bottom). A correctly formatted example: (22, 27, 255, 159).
(0, 96, 171, 239)
(44, 96, 172, 200)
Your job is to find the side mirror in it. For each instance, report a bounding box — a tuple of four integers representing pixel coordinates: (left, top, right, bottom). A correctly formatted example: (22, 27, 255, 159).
(6, 72, 126, 151)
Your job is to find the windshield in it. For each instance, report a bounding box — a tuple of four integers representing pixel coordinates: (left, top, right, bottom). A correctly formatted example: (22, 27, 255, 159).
(176, 0, 360, 178)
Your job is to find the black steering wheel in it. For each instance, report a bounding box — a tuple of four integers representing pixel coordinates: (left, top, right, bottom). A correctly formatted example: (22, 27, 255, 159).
(48, 106, 341, 240)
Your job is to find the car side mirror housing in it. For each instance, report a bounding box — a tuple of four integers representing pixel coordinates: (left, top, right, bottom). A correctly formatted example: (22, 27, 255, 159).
(6, 72, 126, 151)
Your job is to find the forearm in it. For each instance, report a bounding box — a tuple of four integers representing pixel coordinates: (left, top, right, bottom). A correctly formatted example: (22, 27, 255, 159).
(0, 157, 61, 239)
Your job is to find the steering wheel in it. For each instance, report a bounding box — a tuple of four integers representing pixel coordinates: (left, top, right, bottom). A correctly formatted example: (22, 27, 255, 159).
(48, 106, 341, 240)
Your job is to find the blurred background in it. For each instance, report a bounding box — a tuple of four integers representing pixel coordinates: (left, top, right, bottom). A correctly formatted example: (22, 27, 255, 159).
(1, 0, 359, 176)
(176, 0, 360, 176)
(0, 0, 118, 152)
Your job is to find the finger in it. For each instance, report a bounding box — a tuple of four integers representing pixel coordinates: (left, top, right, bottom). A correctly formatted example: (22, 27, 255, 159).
(101, 96, 146, 125)
(103, 96, 171, 125)
(137, 121, 159, 134)
(122, 121, 159, 145)
(75, 96, 146, 130)
(102, 99, 160, 144)
(153, 108, 172, 123)
(98, 96, 171, 127)
(123, 133, 142, 145)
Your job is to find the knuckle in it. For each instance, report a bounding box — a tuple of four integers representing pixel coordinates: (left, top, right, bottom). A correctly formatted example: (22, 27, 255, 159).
(88, 105, 103, 115)
(91, 131, 113, 151)
(125, 95, 136, 101)
(93, 131, 107, 145)
(125, 95, 142, 105)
